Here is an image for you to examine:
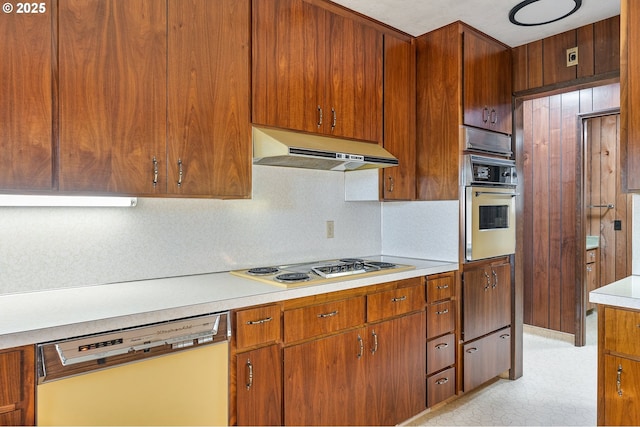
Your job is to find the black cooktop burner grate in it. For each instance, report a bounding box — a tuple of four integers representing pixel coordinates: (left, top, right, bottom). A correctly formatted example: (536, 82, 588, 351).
(275, 272, 310, 283)
(366, 261, 396, 269)
(247, 267, 280, 275)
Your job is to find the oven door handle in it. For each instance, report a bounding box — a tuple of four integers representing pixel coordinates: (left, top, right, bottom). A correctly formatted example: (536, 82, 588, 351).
(474, 191, 519, 198)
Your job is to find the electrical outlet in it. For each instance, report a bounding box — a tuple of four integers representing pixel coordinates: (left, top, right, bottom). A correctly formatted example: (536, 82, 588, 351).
(567, 46, 579, 67)
(326, 220, 335, 238)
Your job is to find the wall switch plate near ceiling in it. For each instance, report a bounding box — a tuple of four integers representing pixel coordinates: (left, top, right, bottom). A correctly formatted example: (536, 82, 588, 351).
(567, 46, 579, 67)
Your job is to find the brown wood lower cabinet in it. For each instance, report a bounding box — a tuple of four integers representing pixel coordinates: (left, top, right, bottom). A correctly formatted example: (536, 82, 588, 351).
(427, 366, 456, 409)
(0, 345, 35, 426)
(235, 345, 283, 426)
(463, 327, 511, 391)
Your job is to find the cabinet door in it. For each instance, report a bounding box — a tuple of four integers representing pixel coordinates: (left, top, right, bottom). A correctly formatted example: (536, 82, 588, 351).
(284, 328, 367, 426)
(0, 1, 53, 191)
(463, 261, 511, 342)
(0, 346, 35, 426)
(463, 327, 511, 391)
(236, 345, 282, 426)
(252, 0, 324, 135)
(603, 355, 640, 425)
(463, 30, 512, 134)
(58, 0, 167, 194)
(325, 12, 382, 143)
(167, 0, 251, 197)
(367, 312, 426, 426)
(382, 34, 416, 200)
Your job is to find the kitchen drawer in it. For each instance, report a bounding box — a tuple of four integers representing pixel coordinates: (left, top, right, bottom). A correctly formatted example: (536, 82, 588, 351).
(284, 297, 365, 343)
(427, 333, 455, 375)
(463, 326, 511, 391)
(604, 307, 640, 356)
(427, 366, 456, 408)
(235, 304, 282, 350)
(587, 248, 597, 264)
(427, 300, 455, 339)
(426, 273, 454, 303)
(367, 280, 424, 322)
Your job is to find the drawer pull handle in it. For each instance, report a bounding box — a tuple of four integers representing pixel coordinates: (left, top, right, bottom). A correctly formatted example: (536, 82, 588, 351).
(317, 106, 323, 128)
(177, 159, 183, 187)
(500, 333, 510, 340)
(391, 296, 407, 303)
(357, 334, 363, 359)
(436, 284, 449, 290)
(617, 364, 623, 396)
(246, 317, 273, 325)
(435, 342, 449, 350)
(317, 310, 339, 318)
(492, 269, 498, 288)
(152, 157, 159, 186)
(371, 330, 378, 354)
(435, 377, 449, 385)
(246, 358, 253, 390)
(484, 271, 491, 291)
(436, 309, 449, 315)
(466, 347, 478, 354)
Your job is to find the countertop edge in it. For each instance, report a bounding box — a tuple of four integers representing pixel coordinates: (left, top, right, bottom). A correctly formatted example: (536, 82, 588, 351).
(589, 275, 640, 311)
(0, 257, 459, 350)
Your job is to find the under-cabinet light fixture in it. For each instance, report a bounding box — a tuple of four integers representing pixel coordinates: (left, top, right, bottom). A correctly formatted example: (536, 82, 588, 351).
(0, 195, 138, 207)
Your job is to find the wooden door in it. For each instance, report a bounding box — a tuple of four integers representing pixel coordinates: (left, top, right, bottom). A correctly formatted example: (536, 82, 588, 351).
(58, 0, 166, 194)
(236, 345, 282, 426)
(463, 260, 511, 342)
(463, 30, 512, 134)
(283, 328, 367, 426)
(603, 355, 640, 425)
(382, 34, 416, 200)
(324, 12, 382, 143)
(366, 312, 425, 426)
(167, 0, 251, 198)
(252, 0, 324, 135)
(0, 1, 53, 191)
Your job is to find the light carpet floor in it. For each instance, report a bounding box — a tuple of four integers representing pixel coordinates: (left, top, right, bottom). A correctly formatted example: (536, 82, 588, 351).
(407, 312, 598, 426)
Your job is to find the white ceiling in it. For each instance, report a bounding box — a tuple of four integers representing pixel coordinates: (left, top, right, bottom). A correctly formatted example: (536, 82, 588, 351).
(330, 0, 620, 47)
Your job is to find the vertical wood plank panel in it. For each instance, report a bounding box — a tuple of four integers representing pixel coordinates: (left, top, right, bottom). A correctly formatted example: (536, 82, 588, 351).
(593, 83, 621, 111)
(522, 100, 534, 326)
(527, 40, 543, 89)
(600, 115, 617, 288)
(548, 95, 563, 330)
(532, 97, 550, 328)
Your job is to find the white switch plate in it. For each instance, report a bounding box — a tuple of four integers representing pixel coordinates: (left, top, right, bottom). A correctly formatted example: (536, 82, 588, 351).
(567, 46, 579, 67)
(326, 220, 335, 238)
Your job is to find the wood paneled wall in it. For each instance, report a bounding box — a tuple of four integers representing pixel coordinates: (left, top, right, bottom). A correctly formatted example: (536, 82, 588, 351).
(585, 115, 632, 289)
(521, 83, 620, 334)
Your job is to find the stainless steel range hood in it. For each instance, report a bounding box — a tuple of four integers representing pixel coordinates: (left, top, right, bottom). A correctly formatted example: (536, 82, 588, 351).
(252, 126, 399, 171)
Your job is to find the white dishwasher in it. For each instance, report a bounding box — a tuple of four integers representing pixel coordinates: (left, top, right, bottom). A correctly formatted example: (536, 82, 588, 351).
(36, 312, 229, 426)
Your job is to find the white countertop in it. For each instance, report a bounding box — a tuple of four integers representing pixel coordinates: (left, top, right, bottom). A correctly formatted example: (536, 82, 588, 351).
(0, 256, 458, 350)
(590, 275, 640, 310)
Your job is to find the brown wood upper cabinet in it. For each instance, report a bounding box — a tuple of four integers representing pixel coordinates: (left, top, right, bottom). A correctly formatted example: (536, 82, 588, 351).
(252, 0, 383, 144)
(463, 29, 512, 135)
(0, 1, 53, 192)
(622, 0, 640, 191)
(0, 345, 35, 426)
(57, 0, 251, 198)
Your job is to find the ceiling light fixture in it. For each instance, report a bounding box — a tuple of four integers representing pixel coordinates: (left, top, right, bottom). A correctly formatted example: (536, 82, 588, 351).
(0, 195, 138, 207)
(509, 0, 582, 26)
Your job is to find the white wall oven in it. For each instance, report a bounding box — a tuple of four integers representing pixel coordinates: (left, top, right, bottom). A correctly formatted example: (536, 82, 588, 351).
(464, 155, 517, 261)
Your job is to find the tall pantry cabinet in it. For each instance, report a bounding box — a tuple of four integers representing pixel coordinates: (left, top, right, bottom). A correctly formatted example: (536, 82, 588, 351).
(0, 0, 53, 191)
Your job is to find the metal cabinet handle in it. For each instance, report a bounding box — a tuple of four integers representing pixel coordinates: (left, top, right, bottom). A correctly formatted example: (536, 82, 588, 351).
(436, 284, 449, 290)
(152, 157, 159, 186)
(492, 269, 498, 289)
(317, 106, 323, 128)
(387, 176, 395, 193)
(436, 308, 449, 315)
(617, 364, 623, 396)
(331, 108, 337, 130)
(177, 159, 183, 187)
(500, 334, 510, 340)
(435, 377, 449, 385)
(484, 271, 491, 291)
(317, 310, 339, 318)
(490, 108, 497, 124)
(391, 295, 407, 303)
(246, 317, 273, 325)
(435, 342, 449, 350)
(370, 330, 378, 354)
(482, 107, 489, 123)
(246, 358, 253, 390)
(357, 334, 363, 359)
(466, 347, 479, 354)
(586, 266, 593, 272)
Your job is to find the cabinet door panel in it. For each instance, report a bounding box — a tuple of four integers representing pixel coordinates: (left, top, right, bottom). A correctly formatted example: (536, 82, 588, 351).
(463, 327, 511, 391)
(0, 1, 52, 190)
(167, 0, 251, 197)
(463, 261, 511, 342)
(236, 345, 282, 426)
(603, 355, 640, 426)
(58, 0, 166, 194)
(252, 0, 324, 135)
(284, 328, 367, 426)
(325, 13, 382, 143)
